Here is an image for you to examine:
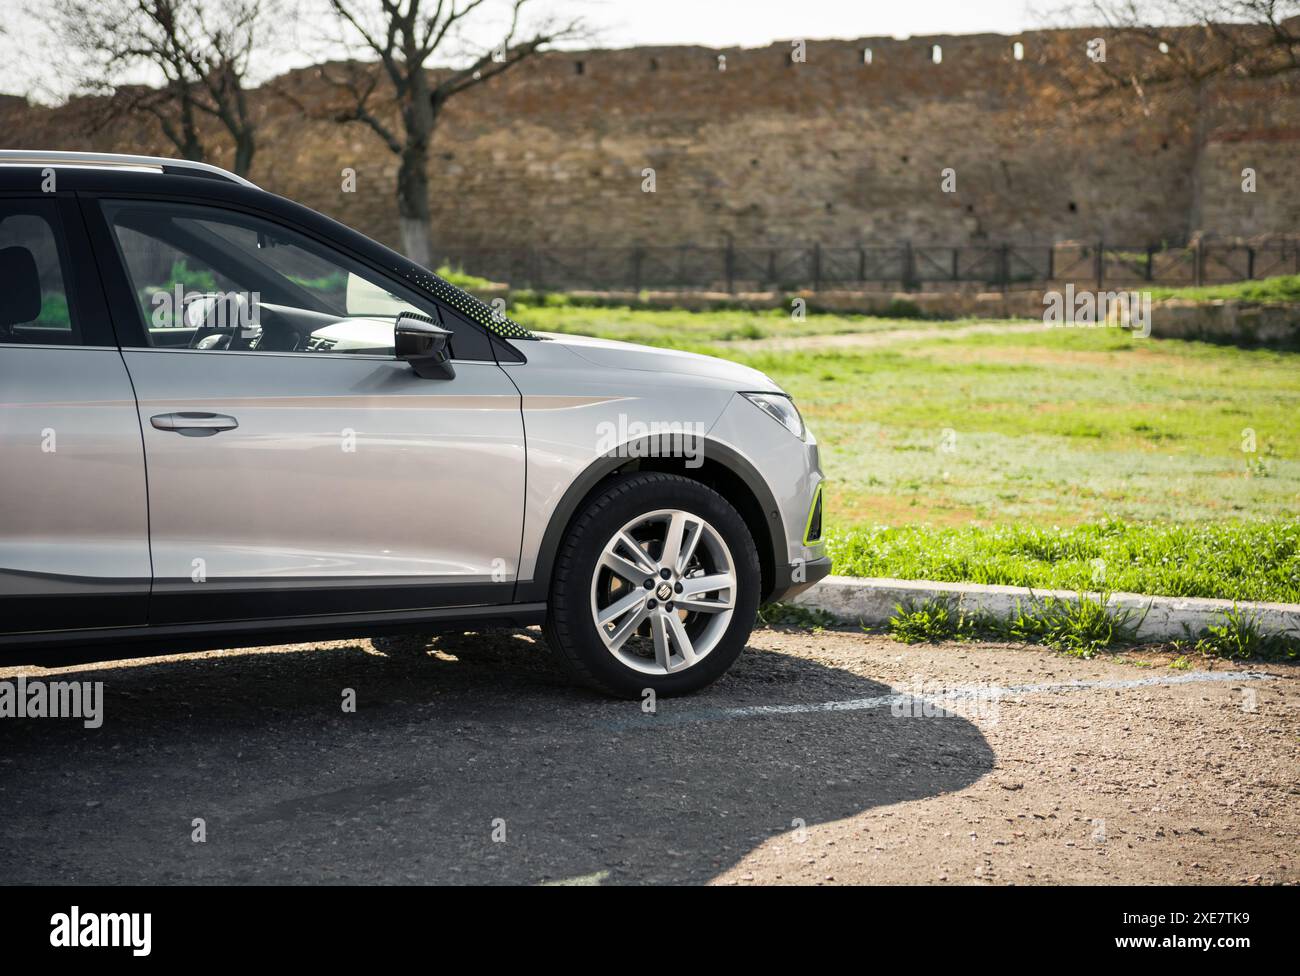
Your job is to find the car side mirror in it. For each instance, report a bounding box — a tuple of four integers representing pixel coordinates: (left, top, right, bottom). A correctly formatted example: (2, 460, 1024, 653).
(395, 311, 455, 380)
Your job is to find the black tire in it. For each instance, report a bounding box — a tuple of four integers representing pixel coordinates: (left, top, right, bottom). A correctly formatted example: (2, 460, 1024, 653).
(543, 472, 761, 698)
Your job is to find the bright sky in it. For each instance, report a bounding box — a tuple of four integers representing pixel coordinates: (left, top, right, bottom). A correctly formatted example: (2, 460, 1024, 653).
(593, 0, 1042, 48)
(0, 0, 1044, 102)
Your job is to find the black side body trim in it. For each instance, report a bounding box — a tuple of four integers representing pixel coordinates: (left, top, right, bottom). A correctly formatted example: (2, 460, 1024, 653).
(149, 578, 516, 625)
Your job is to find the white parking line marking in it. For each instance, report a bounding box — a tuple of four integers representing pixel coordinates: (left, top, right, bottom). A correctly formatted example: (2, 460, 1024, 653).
(540, 870, 611, 886)
(600, 670, 1271, 731)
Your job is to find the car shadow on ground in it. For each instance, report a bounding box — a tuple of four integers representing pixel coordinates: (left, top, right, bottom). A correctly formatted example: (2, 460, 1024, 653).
(0, 629, 994, 885)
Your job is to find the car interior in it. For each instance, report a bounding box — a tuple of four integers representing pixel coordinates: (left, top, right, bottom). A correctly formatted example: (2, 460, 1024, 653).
(0, 208, 78, 345)
(0, 244, 43, 341)
(107, 204, 421, 355)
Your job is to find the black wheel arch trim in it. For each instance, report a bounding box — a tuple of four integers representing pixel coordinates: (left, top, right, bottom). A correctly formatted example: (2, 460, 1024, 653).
(513, 437, 787, 604)
(769, 555, 833, 604)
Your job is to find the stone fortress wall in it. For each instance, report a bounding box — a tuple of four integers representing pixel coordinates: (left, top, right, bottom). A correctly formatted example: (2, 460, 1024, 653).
(3, 24, 1297, 261)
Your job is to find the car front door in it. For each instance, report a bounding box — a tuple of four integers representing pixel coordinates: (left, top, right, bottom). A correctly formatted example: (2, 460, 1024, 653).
(0, 194, 150, 635)
(86, 197, 525, 625)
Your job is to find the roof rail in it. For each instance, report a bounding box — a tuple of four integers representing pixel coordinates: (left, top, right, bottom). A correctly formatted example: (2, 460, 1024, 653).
(0, 150, 257, 188)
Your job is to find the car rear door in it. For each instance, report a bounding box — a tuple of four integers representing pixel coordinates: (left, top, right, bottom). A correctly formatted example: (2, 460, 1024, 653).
(82, 194, 526, 626)
(0, 192, 150, 635)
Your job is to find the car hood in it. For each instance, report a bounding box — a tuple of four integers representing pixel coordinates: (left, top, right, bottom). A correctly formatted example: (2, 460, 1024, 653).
(535, 331, 782, 393)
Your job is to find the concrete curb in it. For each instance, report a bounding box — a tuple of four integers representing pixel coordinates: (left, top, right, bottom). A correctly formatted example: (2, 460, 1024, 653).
(793, 576, 1300, 643)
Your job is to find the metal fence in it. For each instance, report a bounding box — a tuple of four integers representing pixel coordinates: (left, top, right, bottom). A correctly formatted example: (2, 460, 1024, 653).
(437, 240, 1300, 292)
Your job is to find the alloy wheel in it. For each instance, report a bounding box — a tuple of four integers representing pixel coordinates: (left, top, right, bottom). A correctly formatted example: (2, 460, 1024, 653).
(589, 508, 738, 675)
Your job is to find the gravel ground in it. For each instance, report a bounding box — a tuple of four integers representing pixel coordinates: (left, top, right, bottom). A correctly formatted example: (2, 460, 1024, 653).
(0, 626, 1294, 886)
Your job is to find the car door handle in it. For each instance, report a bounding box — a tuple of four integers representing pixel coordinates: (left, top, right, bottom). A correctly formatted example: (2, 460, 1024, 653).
(150, 412, 240, 435)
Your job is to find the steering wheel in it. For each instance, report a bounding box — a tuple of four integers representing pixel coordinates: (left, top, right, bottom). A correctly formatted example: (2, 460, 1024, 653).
(185, 292, 258, 350)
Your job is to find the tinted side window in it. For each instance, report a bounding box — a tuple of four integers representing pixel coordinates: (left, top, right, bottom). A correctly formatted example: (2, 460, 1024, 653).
(0, 199, 81, 345)
(100, 200, 491, 360)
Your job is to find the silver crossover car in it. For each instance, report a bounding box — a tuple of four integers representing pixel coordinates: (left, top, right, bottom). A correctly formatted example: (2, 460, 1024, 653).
(0, 150, 829, 696)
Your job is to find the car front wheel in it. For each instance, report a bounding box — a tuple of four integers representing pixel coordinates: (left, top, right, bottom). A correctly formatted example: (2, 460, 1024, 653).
(544, 472, 762, 697)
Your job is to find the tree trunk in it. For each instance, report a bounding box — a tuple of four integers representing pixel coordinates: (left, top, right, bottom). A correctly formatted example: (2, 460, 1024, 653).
(1187, 78, 1208, 242)
(396, 144, 433, 268)
(399, 215, 433, 269)
(175, 87, 204, 161)
(233, 129, 255, 178)
(392, 72, 440, 269)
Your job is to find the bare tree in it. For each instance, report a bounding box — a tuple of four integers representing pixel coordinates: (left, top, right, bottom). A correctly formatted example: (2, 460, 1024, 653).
(51, 0, 277, 175)
(323, 0, 585, 266)
(1052, 1, 1300, 100)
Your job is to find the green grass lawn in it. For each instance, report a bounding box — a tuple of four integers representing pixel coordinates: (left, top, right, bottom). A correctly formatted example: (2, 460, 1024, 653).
(726, 327, 1298, 526)
(1149, 273, 1300, 303)
(734, 327, 1299, 601)
(827, 521, 1299, 603)
(511, 302, 960, 345)
(513, 305, 1300, 602)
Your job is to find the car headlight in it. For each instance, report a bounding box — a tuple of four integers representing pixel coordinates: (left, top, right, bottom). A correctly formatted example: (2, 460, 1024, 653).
(741, 392, 804, 439)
